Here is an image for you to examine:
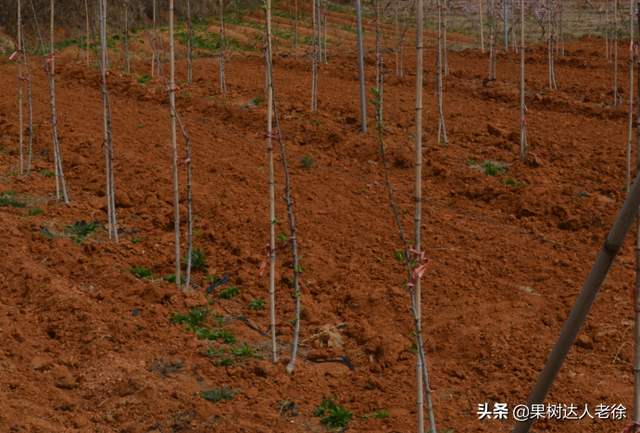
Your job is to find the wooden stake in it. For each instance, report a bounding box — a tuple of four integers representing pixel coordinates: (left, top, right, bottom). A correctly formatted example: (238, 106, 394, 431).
(220, 0, 227, 92)
(152, 0, 157, 78)
(21, 25, 34, 174)
(520, 0, 527, 161)
(18, 0, 23, 175)
(265, 0, 278, 365)
(479, 0, 484, 52)
(415, 0, 425, 429)
(85, 0, 90, 67)
(628, 0, 634, 190)
(169, 0, 181, 288)
(125, 1, 130, 74)
(512, 173, 640, 433)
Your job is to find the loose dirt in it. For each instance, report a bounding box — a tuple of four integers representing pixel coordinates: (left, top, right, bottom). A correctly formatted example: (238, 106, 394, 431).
(0, 11, 637, 433)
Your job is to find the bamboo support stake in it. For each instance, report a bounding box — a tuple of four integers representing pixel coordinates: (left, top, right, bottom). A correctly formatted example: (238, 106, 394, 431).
(21, 26, 34, 174)
(479, 0, 484, 52)
(356, 0, 367, 132)
(628, 0, 634, 191)
(169, 0, 181, 288)
(152, 0, 157, 78)
(99, 0, 113, 239)
(187, 0, 193, 86)
(512, 172, 640, 433)
(125, 1, 130, 74)
(18, 0, 23, 175)
(614, 0, 619, 105)
(265, 0, 278, 365)
(443, 1, 449, 76)
(504, 0, 508, 51)
(520, 0, 526, 161)
(317, 0, 322, 62)
(634, 3, 640, 429)
(394, 0, 398, 75)
(414, 0, 425, 429)
(436, 0, 448, 145)
(220, 0, 227, 92)
(85, 0, 90, 67)
(51, 0, 60, 199)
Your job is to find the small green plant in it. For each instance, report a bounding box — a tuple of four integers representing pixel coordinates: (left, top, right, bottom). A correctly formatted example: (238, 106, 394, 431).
(182, 246, 208, 269)
(170, 307, 212, 330)
(217, 330, 237, 344)
(621, 185, 628, 191)
(277, 231, 289, 242)
(137, 73, 151, 83)
(197, 383, 238, 403)
(251, 96, 264, 105)
(310, 119, 321, 126)
(65, 221, 101, 244)
(213, 355, 235, 367)
(230, 342, 259, 359)
(301, 155, 315, 168)
(219, 286, 240, 299)
(501, 178, 523, 187)
(194, 228, 202, 236)
(136, 124, 145, 129)
(27, 207, 44, 216)
(129, 267, 154, 279)
(0, 195, 26, 208)
(163, 273, 186, 284)
(202, 344, 225, 358)
(249, 297, 265, 310)
(1, 190, 17, 196)
(131, 236, 147, 244)
(482, 161, 504, 176)
(313, 396, 352, 428)
(374, 408, 390, 419)
(203, 274, 222, 284)
(41, 170, 55, 178)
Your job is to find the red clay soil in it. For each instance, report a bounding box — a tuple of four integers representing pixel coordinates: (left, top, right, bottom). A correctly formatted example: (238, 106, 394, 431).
(0, 25, 638, 433)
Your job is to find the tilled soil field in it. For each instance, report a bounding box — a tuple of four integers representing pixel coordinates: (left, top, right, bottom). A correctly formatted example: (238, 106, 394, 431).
(0, 11, 637, 433)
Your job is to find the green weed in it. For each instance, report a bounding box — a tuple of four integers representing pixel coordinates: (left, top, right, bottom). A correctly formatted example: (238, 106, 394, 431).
(197, 383, 238, 403)
(219, 286, 240, 299)
(313, 396, 352, 428)
(129, 267, 154, 279)
(249, 297, 265, 310)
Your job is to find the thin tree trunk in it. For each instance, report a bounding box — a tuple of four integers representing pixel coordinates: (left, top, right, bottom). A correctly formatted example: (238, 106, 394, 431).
(628, 0, 634, 190)
(29, 0, 68, 203)
(311, 0, 318, 111)
(86, 0, 90, 67)
(520, 0, 527, 160)
(479, 0, 485, 52)
(152, 0, 157, 77)
(395, 0, 399, 75)
(504, 0, 508, 51)
(100, 0, 113, 240)
(125, 1, 130, 74)
(414, 0, 425, 429)
(169, 0, 181, 288)
(265, 0, 278, 365)
(51, 0, 60, 199)
(635, 3, 640, 429)
(21, 25, 34, 174)
(437, 0, 448, 145)
(220, 0, 227, 92)
(443, 1, 449, 76)
(18, 0, 23, 175)
(317, 0, 322, 62)
(187, 0, 193, 86)
(356, 0, 366, 131)
(613, 0, 622, 107)
(323, 0, 328, 63)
